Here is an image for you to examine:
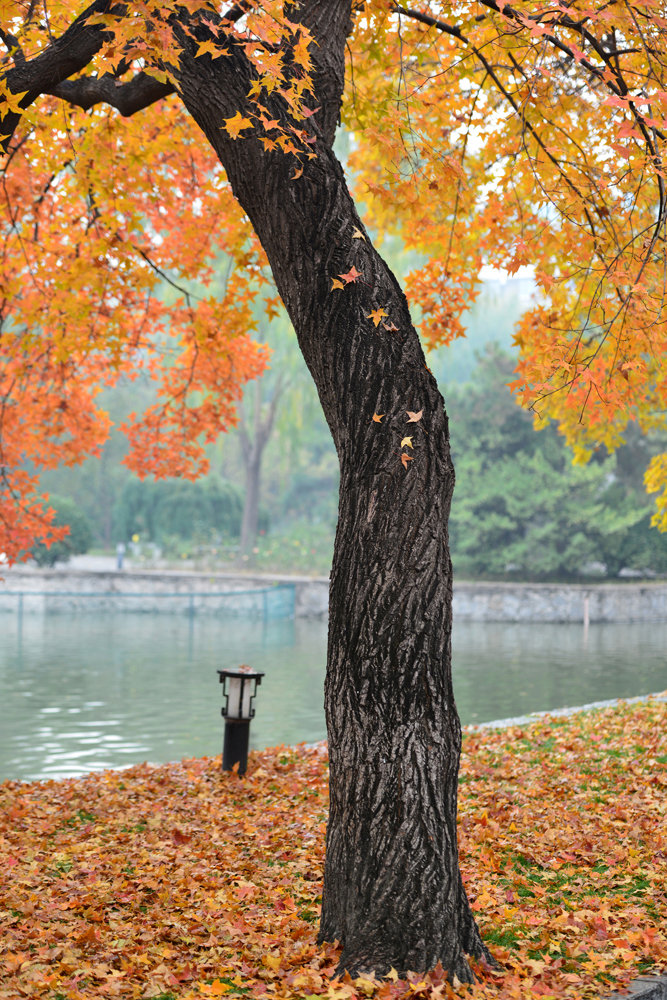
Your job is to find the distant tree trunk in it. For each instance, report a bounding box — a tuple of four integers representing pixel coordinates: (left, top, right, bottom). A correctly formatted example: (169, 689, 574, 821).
(239, 454, 261, 559)
(173, 1, 491, 980)
(236, 377, 284, 563)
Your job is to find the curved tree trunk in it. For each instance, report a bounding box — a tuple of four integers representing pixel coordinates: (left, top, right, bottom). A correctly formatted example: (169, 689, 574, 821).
(173, 1, 491, 980)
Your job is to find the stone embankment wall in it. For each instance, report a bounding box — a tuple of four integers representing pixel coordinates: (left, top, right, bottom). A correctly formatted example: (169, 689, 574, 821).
(1, 566, 667, 622)
(0, 567, 325, 618)
(454, 580, 667, 623)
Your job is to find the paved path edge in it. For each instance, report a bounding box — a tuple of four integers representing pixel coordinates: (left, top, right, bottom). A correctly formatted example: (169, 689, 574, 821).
(607, 975, 667, 998)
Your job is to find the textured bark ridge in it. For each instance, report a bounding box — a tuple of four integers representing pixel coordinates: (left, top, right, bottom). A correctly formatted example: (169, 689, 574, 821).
(172, 1, 491, 980)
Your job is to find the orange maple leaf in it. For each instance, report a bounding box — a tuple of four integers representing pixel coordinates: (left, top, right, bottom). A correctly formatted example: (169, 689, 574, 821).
(401, 452, 413, 469)
(331, 278, 344, 291)
(372, 413, 384, 422)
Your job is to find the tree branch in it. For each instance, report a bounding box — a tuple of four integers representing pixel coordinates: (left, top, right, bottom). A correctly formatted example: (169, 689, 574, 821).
(1, 1, 127, 153)
(45, 71, 174, 116)
(0, 27, 26, 66)
(390, 4, 464, 42)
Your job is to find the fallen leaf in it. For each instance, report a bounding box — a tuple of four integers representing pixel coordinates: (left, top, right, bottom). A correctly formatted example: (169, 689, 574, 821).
(372, 413, 384, 422)
(406, 410, 423, 423)
(400, 436, 413, 448)
(352, 227, 366, 240)
(171, 828, 191, 845)
(331, 278, 344, 290)
(401, 453, 413, 468)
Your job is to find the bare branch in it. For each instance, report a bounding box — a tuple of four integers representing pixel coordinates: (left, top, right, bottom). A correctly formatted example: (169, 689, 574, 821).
(390, 4, 464, 42)
(222, 1, 253, 23)
(46, 71, 174, 116)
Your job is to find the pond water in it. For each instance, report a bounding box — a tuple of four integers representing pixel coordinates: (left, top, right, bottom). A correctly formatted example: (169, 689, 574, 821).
(0, 612, 665, 782)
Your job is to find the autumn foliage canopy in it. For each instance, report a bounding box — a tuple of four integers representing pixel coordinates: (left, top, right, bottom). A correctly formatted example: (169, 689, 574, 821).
(1, 1, 667, 562)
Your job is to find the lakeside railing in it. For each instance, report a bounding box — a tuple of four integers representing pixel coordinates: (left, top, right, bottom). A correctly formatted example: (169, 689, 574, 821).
(0, 584, 296, 621)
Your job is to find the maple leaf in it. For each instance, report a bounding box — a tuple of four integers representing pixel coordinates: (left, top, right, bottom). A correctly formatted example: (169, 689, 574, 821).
(338, 265, 362, 283)
(401, 452, 413, 468)
(400, 436, 413, 448)
(331, 277, 344, 290)
(367, 307, 388, 327)
(406, 410, 423, 423)
(352, 227, 366, 240)
(199, 981, 233, 996)
(222, 112, 253, 139)
(196, 40, 226, 59)
(292, 166, 303, 180)
(382, 321, 398, 332)
(372, 413, 384, 422)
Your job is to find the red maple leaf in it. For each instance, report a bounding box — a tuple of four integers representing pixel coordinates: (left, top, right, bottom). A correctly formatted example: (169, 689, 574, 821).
(339, 265, 362, 283)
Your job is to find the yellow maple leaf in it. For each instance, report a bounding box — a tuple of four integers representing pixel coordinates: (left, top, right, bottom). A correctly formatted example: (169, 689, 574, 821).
(400, 436, 413, 448)
(293, 32, 313, 69)
(262, 953, 282, 970)
(367, 307, 388, 327)
(222, 112, 253, 139)
(331, 278, 344, 290)
(352, 227, 366, 240)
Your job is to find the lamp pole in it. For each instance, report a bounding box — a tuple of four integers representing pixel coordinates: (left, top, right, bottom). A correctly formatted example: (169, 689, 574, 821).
(218, 664, 264, 775)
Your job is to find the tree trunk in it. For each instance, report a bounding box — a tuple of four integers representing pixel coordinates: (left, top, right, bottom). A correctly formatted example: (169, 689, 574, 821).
(173, 2, 490, 979)
(237, 378, 285, 562)
(239, 455, 261, 560)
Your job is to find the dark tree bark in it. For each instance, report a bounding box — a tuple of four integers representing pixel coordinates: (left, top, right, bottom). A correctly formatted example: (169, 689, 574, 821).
(2, 0, 492, 979)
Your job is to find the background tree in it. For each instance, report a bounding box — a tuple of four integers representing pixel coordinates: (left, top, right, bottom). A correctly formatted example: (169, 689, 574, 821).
(29, 494, 92, 567)
(112, 474, 244, 552)
(2, 0, 666, 981)
(448, 347, 667, 579)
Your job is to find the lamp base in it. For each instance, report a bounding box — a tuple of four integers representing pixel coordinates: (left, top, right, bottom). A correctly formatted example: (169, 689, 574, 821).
(222, 719, 251, 775)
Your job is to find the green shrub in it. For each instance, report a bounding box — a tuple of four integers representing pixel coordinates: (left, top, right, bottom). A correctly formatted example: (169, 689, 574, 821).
(31, 496, 93, 567)
(112, 475, 244, 543)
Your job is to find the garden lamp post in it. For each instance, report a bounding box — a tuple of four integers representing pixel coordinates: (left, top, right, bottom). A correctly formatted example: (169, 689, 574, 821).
(218, 664, 264, 775)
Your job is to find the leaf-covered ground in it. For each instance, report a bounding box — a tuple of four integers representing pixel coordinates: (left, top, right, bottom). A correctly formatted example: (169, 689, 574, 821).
(1, 698, 665, 1000)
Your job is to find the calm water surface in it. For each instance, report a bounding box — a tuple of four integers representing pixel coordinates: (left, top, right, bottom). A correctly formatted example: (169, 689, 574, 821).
(0, 612, 665, 781)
